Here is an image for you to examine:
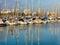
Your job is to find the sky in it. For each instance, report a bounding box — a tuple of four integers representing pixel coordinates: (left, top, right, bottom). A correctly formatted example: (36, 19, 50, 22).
(0, 0, 60, 12)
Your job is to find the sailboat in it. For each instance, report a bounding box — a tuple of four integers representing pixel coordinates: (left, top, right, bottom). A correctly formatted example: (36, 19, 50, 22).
(26, 0, 34, 24)
(6, 0, 18, 26)
(17, 0, 27, 25)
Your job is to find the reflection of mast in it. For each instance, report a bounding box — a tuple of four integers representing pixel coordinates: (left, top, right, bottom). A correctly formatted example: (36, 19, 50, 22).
(28, 25, 31, 41)
(8, 26, 15, 36)
(38, 25, 40, 45)
(5, 27, 8, 42)
(31, 26, 33, 45)
(25, 29, 27, 45)
(35, 24, 40, 45)
(15, 27, 20, 45)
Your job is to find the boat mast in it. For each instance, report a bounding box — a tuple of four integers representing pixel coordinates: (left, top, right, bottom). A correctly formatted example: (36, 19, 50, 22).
(15, 0, 18, 16)
(25, 0, 27, 9)
(38, 0, 40, 9)
(29, 0, 30, 9)
(56, 8, 58, 18)
(38, 0, 41, 17)
(4, 0, 7, 9)
(32, 0, 33, 12)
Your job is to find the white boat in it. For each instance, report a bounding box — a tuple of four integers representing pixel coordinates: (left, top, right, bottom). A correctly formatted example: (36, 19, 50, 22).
(41, 20, 48, 24)
(27, 20, 34, 24)
(33, 19, 42, 24)
(18, 21, 27, 25)
(6, 21, 16, 26)
(47, 19, 56, 23)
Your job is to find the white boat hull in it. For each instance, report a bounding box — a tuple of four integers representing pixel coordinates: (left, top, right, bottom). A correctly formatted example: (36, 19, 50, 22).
(18, 21, 27, 25)
(6, 21, 16, 26)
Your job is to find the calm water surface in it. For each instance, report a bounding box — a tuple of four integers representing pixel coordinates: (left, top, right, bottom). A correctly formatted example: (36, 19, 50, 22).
(0, 23, 60, 45)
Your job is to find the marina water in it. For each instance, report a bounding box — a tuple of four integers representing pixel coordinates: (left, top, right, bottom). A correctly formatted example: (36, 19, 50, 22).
(0, 23, 60, 45)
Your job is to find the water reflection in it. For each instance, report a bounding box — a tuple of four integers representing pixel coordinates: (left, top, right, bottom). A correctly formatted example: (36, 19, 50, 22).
(49, 23, 60, 35)
(0, 26, 8, 42)
(8, 26, 15, 36)
(0, 23, 60, 45)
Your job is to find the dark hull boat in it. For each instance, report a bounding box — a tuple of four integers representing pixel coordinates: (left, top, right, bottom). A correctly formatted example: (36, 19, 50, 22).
(0, 19, 7, 27)
(0, 23, 7, 27)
